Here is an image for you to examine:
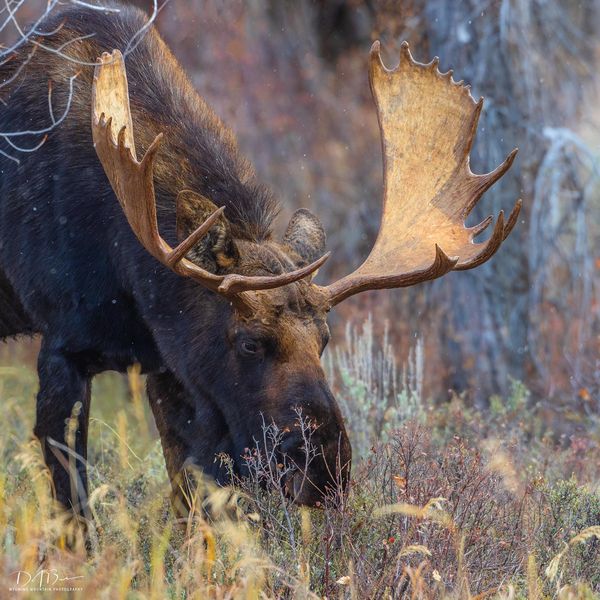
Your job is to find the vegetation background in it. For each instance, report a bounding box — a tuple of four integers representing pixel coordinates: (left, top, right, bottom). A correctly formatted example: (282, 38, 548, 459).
(0, 0, 598, 598)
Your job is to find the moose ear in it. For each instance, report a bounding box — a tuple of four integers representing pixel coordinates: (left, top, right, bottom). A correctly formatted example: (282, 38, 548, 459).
(176, 190, 238, 272)
(282, 208, 326, 267)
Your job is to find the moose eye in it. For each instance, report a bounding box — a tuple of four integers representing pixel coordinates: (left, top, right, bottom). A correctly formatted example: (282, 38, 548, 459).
(239, 339, 260, 356)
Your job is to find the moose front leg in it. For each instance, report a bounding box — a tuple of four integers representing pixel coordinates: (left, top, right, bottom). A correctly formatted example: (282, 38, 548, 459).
(33, 343, 92, 519)
(146, 371, 232, 520)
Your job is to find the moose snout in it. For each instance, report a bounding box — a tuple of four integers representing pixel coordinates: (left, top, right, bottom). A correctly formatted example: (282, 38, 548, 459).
(280, 421, 352, 507)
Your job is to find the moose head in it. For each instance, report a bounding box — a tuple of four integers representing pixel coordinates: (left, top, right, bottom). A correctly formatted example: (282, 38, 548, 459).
(91, 42, 520, 507)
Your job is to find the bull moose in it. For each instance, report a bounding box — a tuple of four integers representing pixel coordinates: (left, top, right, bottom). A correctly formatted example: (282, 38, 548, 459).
(0, 4, 519, 520)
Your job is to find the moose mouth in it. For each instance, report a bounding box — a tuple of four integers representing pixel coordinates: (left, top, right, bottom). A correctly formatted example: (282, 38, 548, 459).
(278, 434, 351, 507)
(283, 469, 320, 506)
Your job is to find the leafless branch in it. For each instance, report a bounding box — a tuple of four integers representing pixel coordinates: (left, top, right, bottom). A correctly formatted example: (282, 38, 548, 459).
(0, 0, 166, 162)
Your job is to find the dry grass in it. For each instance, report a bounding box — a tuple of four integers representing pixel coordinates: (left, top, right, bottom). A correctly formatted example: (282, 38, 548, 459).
(0, 323, 598, 599)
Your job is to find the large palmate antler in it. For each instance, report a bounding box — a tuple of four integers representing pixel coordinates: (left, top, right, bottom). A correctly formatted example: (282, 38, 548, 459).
(91, 50, 328, 310)
(323, 42, 521, 306)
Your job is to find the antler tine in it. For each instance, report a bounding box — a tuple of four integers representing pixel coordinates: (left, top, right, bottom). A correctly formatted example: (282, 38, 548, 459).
(167, 206, 226, 268)
(469, 214, 494, 237)
(323, 41, 520, 307)
(92, 50, 327, 309)
(459, 197, 522, 271)
(463, 148, 518, 219)
(503, 198, 522, 241)
(455, 211, 505, 271)
(218, 252, 330, 295)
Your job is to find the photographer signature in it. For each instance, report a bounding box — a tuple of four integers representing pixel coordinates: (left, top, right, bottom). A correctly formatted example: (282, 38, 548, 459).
(10, 569, 84, 590)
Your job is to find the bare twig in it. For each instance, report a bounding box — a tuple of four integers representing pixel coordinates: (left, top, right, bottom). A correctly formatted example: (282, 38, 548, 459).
(0, 0, 166, 162)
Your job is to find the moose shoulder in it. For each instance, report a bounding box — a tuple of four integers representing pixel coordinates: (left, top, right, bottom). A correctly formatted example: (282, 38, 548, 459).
(0, 3, 519, 521)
